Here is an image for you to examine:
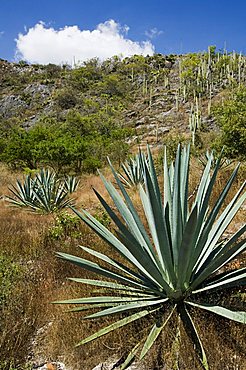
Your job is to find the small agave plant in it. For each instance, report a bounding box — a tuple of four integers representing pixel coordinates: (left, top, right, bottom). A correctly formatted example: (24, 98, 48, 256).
(117, 152, 148, 189)
(7, 169, 75, 213)
(199, 150, 232, 169)
(56, 145, 245, 369)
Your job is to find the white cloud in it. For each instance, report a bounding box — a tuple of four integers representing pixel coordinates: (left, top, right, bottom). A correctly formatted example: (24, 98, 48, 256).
(145, 28, 163, 39)
(15, 20, 155, 65)
(0, 31, 4, 38)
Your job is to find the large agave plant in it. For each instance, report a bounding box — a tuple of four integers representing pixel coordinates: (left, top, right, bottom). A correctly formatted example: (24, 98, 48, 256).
(117, 152, 148, 188)
(56, 146, 245, 369)
(7, 169, 74, 213)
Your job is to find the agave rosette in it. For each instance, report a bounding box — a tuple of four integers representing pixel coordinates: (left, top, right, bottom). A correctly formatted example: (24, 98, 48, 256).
(117, 152, 148, 188)
(56, 145, 245, 369)
(7, 169, 74, 213)
(199, 150, 232, 170)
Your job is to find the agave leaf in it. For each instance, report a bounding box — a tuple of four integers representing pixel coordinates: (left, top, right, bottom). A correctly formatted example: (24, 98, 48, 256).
(186, 301, 246, 324)
(172, 145, 183, 269)
(79, 245, 161, 292)
(192, 166, 240, 268)
(179, 304, 209, 370)
(140, 161, 175, 284)
(188, 154, 223, 267)
(163, 147, 172, 225)
(140, 305, 176, 360)
(67, 303, 116, 312)
(192, 153, 213, 213)
(146, 145, 162, 205)
(117, 172, 132, 189)
(68, 278, 150, 292)
(56, 252, 151, 290)
(186, 180, 245, 285)
(193, 267, 246, 294)
(53, 296, 151, 305)
(176, 205, 198, 289)
(195, 154, 222, 224)
(107, 159, 159, 264)
(197, 225, 246, 277)
(99, 170, 145, 241)
(76, 210, 167, 292)
(191, 238, 246, 290)
(115, 230, 172, 293)
(76, 308, 160, 346)
(119, 342, 142, 370)
(180, 145, 190, 223)
(93, 187, 156, 266)
(74, 208, 143, 265)
(194, 180, 245, 273)
(80, 245, 146, 282)
(92, 188, 167, 288)
(85, 298, 169, 319)
(74, 209, 155, 282)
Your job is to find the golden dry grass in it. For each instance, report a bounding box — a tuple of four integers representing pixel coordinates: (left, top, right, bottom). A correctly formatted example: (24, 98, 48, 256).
(0, 161, 245, 370)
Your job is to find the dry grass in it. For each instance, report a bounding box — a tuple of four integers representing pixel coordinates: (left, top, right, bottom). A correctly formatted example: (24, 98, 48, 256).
(0, 161, 245, 370)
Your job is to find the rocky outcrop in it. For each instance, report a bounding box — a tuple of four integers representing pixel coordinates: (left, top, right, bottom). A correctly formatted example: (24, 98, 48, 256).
(0, 94, 28, 118)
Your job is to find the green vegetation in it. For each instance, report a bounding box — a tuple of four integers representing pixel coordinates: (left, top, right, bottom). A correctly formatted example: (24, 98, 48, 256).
(213, 87, 246, 159)
(56, 145, 246, 369)
(0, 117, 131, 173)
(179, 47, 246, 100)
(0, 255, 20, 308)
(48, 211, 82, 240)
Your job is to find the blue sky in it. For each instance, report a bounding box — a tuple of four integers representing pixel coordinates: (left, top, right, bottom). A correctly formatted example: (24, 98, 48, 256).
(0, 0, 246, 64)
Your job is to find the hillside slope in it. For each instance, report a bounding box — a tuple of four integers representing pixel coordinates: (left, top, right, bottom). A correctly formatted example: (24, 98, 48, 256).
(0, 49, 245, 170)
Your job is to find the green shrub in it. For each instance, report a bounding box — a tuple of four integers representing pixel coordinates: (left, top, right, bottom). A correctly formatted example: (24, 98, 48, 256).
(93, 207, 111, 228)
(161, 130, 190, 161)
(0, 255, 20, 308)
(82, 157, 102, 173)
(0, 360, 31, 370)
(212, 87, 246, 160)
(0, 115, 131, 173)
(54, 88, 78, 109)
(49, 212, 82, 240)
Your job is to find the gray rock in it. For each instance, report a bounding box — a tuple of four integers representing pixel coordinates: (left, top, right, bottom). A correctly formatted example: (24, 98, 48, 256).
(135, 116, 150, 126)
(157, 127, 170, 134)
(92, 357, 145, 370)
(33, 362, 67, 370)
(155, 108, 175, 121)
(0, 94, 27, 118)
(24, 83, 52, 99)
(126, 111, 137, 118)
